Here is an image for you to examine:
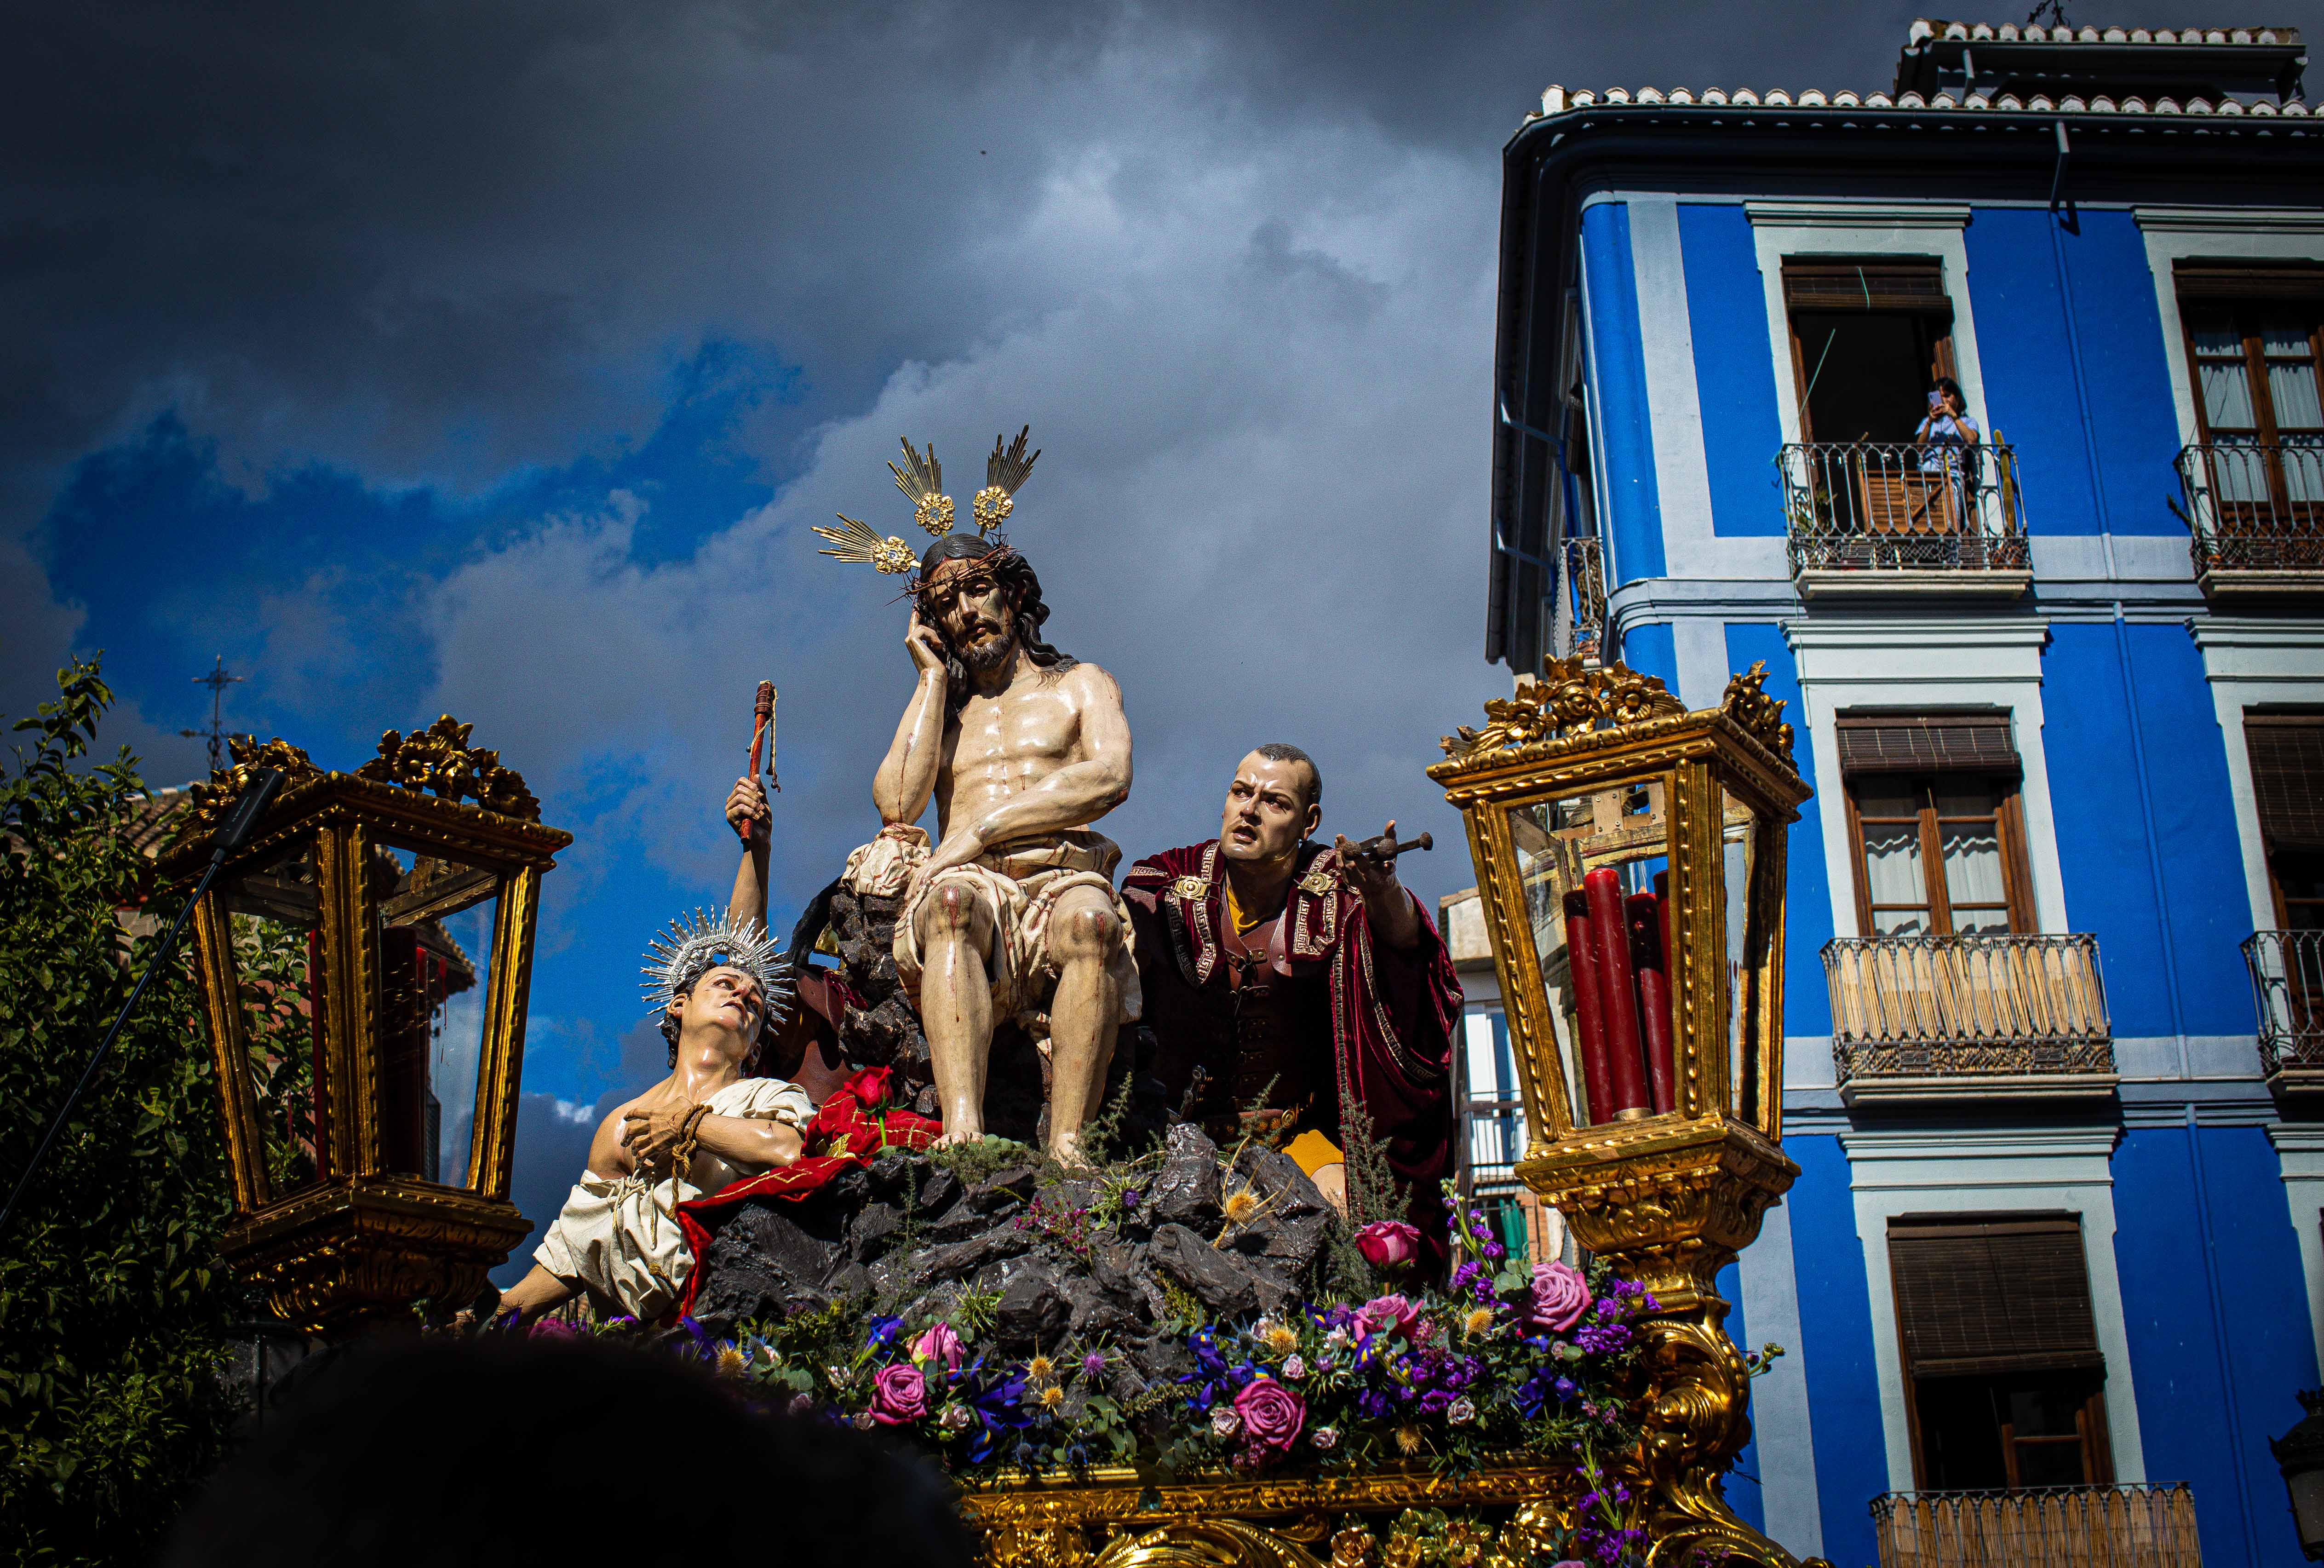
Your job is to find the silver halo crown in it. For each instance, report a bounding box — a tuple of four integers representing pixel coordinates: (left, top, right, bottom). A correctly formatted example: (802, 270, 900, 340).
(640, 908, 795, 1038)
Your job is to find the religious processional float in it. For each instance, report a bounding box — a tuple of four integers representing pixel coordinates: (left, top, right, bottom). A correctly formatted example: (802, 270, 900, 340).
(162, 428, 1830, 1568)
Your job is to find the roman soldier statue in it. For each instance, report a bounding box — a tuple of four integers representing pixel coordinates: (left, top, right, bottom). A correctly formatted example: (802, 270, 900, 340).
(1122, 745, 1461, 1268)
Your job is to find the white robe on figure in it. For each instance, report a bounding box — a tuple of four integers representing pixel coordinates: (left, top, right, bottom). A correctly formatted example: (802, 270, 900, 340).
(532, 1076, 813, 1320)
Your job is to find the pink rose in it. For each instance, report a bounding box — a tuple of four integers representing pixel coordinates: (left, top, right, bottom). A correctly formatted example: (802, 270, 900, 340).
(869, 1361, 928, 1425)
(1233, 1377, 1305, 1456)
(527, 1316, 582, 1340)
(1359, 1294, 1419, 1341)
(1356, 1219, 1421, 1270)
(912, 1322, 963, 1372)
(1529, 1261, 1592, 1333)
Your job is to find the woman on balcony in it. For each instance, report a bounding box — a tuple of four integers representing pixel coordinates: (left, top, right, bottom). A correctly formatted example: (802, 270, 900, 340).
(1915, 378, 1983, 539)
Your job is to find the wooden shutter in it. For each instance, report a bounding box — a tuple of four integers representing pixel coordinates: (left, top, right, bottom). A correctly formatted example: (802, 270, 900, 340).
(1836, 709, 2019, 776)
(2248, 714, 2324, 850)
(1784, 258, 1951, 313)
(2175, 261, 2324, 302)
(1888, 1215, 2104, 1379)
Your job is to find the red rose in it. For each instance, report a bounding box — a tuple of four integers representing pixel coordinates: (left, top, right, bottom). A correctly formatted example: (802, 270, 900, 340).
(1356, 1219, 1421, 1270)
(1233, 1376, 1305, 1457)
(843, 1066, 896, 1109)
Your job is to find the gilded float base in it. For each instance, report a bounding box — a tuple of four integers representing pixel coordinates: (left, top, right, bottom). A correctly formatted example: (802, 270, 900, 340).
(219, 1174, 532, 1337)
(960, 1461, 1581, 1568)
(1517, 1114, 1833, 1568)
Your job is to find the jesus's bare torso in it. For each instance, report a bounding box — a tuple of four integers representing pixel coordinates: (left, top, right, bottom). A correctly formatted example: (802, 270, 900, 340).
(935, 669, 1093, 842)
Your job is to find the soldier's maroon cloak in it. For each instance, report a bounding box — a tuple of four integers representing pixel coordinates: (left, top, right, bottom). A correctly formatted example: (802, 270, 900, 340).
(1121, 839, 1462, 1268)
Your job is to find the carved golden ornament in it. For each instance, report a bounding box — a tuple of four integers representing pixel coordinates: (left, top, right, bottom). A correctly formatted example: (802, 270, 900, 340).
(815, 514, 922, 575)
(183, 735, 323, 838)
(821, 426, 1041, 585)
(914, 491, 958, 535)
(1439, 655, 1684, 759)
(1171, 875, 1208, 901)
(217, 1176, 532, 1335)
(974, 485, 1016, 534)
(1719, 661, 1795, 763)
(962, 1463, 1579, 1568)
(350, 715, 542, 819)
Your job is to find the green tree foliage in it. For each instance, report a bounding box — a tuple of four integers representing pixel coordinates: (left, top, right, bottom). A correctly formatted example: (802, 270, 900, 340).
(0, 658, 288, 1564)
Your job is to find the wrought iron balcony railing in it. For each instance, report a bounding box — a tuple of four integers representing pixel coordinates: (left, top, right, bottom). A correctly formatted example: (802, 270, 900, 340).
(2243, 928, 2324, 1081)
(1780, 441, 2031, 580)
(2176, 441, 2324, 586)
(1563, 536, 1606, 663)
(1826, 934, 2114, 1096)
(1463, 1091, 1527, 1194)
(1871, 1485, 2201, 1568)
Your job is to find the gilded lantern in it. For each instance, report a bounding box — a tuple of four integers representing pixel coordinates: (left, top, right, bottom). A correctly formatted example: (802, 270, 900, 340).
(1430, 659, 1826, 1568)
(157, 719, 570, 1335)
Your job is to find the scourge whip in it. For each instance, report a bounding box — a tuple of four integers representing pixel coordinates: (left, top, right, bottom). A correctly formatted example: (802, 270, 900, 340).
(739, 681, 778, 844)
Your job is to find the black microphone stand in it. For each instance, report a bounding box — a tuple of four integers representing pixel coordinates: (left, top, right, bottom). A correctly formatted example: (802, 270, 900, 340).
(0, 767, 287, 1245)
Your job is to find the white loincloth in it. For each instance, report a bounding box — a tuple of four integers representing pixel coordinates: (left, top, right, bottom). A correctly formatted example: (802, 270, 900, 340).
(846, 824, 1141, 1034)
(531, 1075, 813, 1320)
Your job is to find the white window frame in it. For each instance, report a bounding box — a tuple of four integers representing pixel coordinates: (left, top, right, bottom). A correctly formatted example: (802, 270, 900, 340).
(1745, 202, 1990, 449)
(1841, 1125, 2147, 1493)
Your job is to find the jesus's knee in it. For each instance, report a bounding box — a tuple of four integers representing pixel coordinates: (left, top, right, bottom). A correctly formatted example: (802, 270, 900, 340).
(919, 877, 993, 947)
(1048, 896, 1120, 966)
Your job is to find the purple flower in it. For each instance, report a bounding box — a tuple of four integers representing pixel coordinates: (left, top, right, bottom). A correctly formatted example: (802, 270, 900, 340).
(1233, 1377, 1306, 1456)
(1528, 1261, 1593, 1333)
(1121, 1189, 1141, 1208)
(866, 1314, 905, 1349)
(1282, 1354, 1307, 1380)
(1082, 1350, 1107, 1378)
(870, 1362, 928, 1424)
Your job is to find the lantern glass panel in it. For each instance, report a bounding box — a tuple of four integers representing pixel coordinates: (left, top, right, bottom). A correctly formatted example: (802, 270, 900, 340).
(373, 842, 503, 1189)
(215, 839, 323, 1197)
(1721, 784, 1769, 1126)
(1506, 775, 1676, 1128)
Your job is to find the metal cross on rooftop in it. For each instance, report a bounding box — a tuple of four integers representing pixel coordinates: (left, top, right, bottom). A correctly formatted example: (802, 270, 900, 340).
(179, 655, 244, 775)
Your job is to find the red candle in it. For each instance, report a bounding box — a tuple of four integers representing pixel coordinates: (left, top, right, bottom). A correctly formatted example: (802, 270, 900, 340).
(1628, 892, 1677, 1114)
(1562, 890, 1615, 1124)
(1584, 867, 1649, 1115)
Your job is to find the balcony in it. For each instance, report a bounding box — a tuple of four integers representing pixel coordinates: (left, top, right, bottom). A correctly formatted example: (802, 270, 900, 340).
(1781, 441, 2032, 601)
(1872, 1485, 2201, 1568)
(2176, 441, 2324, 601)
(1826, 934, 2116, 1104)
(2244, 928, 2324, 1095)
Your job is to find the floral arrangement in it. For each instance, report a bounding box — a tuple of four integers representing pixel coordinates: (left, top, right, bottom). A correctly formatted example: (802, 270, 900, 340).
(542, 1176, 1660, 1491)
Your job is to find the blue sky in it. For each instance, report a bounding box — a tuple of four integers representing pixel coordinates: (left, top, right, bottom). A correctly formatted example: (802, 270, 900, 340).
(17, 0, 2260, 1269)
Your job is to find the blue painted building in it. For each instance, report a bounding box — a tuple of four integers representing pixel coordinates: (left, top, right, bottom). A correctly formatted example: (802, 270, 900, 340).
(1463, 19, 2324, 1567)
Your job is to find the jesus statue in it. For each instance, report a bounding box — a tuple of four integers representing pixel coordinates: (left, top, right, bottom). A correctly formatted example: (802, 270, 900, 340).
(838, 530, 1138, 1163)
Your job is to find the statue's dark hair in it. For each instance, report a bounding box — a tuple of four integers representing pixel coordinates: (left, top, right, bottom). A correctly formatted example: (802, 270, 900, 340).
(1252, 742, 1322, 815)
(916, 534, 1075, 707)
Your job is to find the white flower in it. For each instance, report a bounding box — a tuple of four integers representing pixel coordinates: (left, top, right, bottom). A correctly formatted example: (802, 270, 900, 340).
(1282, 1355, 1307, 1380)
(1210, 1405, 1243, 1439)
(939, 1404, 974, 1431)
(1311, 1425, 1341, 1451)
(1446, 1396, 1478, 1426)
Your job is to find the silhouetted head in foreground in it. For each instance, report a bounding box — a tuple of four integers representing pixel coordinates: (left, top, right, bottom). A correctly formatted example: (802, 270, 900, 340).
(165, 1336, 973, 1568)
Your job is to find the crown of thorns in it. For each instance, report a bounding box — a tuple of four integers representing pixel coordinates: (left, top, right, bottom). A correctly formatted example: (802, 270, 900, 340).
(812, 425, 1039, 594)
(640, 908, 794, 1036)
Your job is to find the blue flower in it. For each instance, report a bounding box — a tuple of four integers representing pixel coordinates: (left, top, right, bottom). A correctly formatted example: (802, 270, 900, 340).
(866, 1314, 905, 1349)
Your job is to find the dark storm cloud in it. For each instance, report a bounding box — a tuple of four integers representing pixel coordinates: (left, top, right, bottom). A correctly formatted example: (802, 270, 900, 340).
(20, 2, 2319, 1241)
